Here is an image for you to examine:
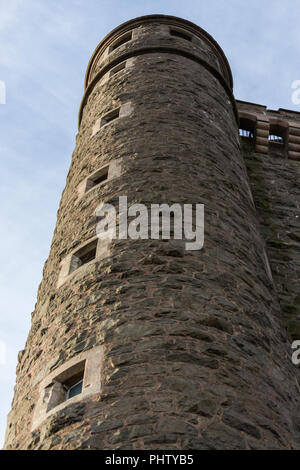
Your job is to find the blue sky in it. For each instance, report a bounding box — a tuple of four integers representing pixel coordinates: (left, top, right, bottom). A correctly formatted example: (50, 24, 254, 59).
(1, 0, 300, 447)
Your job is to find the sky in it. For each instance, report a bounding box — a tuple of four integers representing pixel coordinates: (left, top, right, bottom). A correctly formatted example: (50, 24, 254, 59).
(1, 0, 300, 447)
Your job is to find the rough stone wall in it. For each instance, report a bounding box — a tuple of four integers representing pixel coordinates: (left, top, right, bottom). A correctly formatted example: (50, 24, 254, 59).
(242, 139, 300, 340)
(4, 15, 300, 450)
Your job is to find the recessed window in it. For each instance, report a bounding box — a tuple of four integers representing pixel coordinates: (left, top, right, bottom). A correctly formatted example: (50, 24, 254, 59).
(238, 118, 255, 140)
(239, 129, 254, 138)
(100, 108, 120, 128)
(92, 102, 133, 137)
(269, 134, 284, 144)
(110, 61, 126, 77)
(110, 32, 132, 52)
(268, 125, 286, 150)
(32, 347, 104, 431)
(86, 166, 109, 192)
(43, 361, 86, 412)
(64, 371, 84, 401)
(93, 171, 108, 186)
(69, 239, 98, 274)
(170, 29, 192, 42)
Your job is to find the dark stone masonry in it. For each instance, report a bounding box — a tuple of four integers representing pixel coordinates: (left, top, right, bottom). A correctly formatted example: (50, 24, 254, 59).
(4, 15, 300, 450)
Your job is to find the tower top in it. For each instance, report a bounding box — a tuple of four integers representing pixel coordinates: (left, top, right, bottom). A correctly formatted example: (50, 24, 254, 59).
(79, 14, 234, 128)
(84, 15, 233, 89)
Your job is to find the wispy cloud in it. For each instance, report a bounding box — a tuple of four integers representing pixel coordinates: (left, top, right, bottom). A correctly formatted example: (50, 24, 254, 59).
(0, 341, 7, 365)
(1, 0, 300, 448)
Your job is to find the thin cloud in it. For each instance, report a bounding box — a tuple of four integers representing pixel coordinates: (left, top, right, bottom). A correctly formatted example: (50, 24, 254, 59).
(0, 341, 6, 365)
(1, 0, 300, 449)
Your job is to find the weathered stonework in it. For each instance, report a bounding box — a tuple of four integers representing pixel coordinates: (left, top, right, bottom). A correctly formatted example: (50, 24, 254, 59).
(237, 101, 300, 343)
(4, 15, 300, 450)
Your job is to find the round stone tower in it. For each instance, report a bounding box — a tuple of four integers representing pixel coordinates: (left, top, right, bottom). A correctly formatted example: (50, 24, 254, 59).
(4, 15, 300, 450)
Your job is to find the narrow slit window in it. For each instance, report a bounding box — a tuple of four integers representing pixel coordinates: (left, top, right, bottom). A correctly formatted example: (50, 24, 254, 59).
(92, 169, 108, 186)
(86, 166, 109, 191)
(170, 29, 192, 42)
(69, 239, 98, 274)
(111, 32, 132, 52)
(110, 61, 126, 77)
(101, 108, 120, 127)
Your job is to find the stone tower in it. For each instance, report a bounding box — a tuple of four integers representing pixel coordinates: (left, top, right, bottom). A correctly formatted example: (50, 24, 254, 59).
(4, 15, 300, 450)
